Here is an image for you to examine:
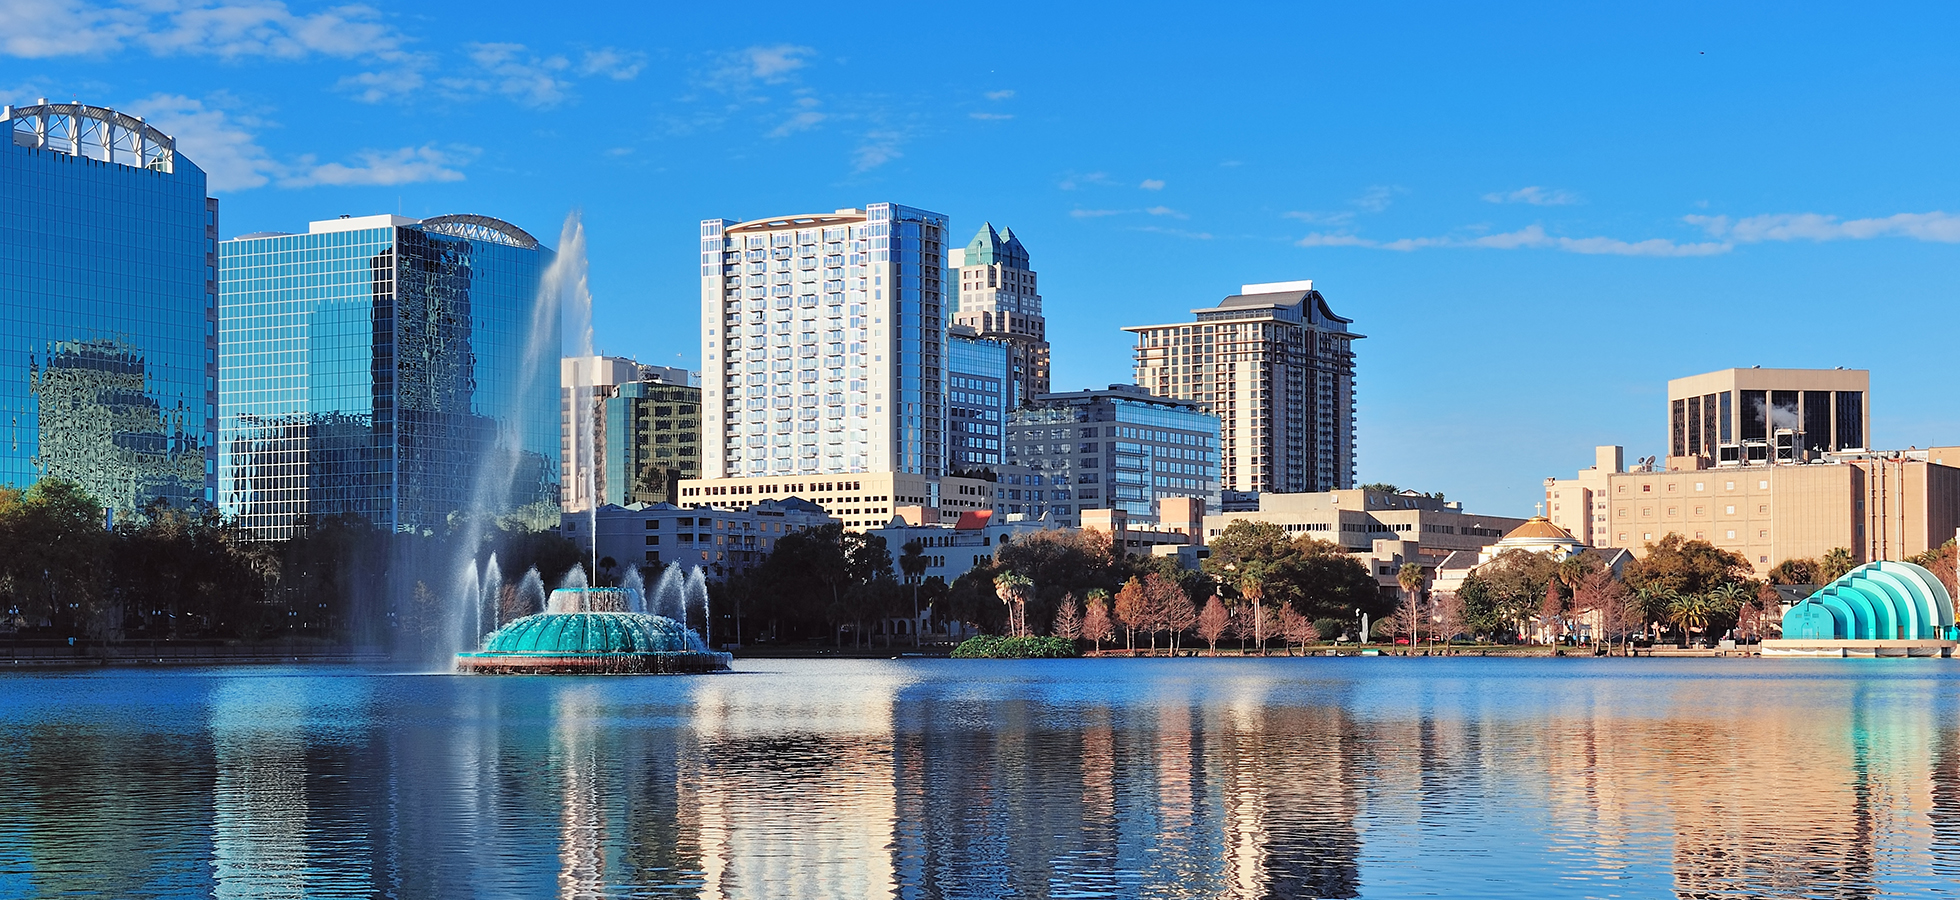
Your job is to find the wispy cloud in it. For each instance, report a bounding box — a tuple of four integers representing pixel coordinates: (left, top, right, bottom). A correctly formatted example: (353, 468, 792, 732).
(1352, 185, 1405, 213)
(137, 93, 472, 192)
(969, 112, 1012, 121)
(281, 144, 473, 187)
(1687, 211, 1960, 243)
(1135, 225, 1214, 240)
(1058, 171, 1112, 191)
(1145, 206, 1186, 219)
(770, 108, 827, 137)
(1284, 210, 1356, 226)
(1483, 186, 1582, 206)
(705, 43, 814, 90)
(984, 89, 1014, 100)
(447, 43, 573, 106)
(1139, 178, 1165, 191)
(1299, 224, 1728, 257)
(578, 47, 645, 80)
(854, 129, 903, 171)
(1069, 208, 1127, 218)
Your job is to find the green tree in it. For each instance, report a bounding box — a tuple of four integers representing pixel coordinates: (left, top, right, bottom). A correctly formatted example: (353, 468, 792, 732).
(1396, 562, 1426, 648)
(1818, 547, 1856, 584)
(899, 539, 928, 647)
(994, 572, 1035, 637)
(1767, 557, 1819, 586)
(1624, 534, 1751, 599)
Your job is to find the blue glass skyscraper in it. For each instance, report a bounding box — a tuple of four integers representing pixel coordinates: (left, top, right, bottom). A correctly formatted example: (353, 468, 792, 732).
(218, 214, 559, 539)
(946, 326, 1009, 472)
(0, 101, 218, 515)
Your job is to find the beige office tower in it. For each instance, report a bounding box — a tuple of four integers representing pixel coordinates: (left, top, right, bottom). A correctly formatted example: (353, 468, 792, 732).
(1124, 281, 1360, 493)
(948, 223, 1049, 406)
(1667, 367, 1870, 469)
(698, 204, 948, 481)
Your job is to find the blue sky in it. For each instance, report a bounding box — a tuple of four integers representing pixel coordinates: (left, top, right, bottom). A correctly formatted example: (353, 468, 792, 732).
(7, 2, 1959, 516)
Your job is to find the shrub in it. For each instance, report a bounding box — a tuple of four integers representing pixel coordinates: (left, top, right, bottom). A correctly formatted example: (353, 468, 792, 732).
(950, 635, 1080, 659)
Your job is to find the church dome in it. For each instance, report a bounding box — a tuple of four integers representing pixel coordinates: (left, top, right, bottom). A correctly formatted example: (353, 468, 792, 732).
(1503, 516, 1576, 541)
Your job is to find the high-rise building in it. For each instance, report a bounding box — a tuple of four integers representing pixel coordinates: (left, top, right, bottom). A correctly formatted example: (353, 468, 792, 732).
(698, 204, 948, 480)
(948, 223, 1049, 405)
(1125, 280, 1359, 494)
(560, 356, 693, 511)
(946, 325, 1009, 473)
(0, 101, 218, 515)
(601, 376, 701, 507)
(1002, 384, 1220, 526)
(218, 214, 559, 539)
(1667, 368, 1870, 469)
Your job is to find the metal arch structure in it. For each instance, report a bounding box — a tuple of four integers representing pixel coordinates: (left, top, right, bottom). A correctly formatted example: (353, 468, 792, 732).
(418, 214, 541, 250)
(2, 100, 175, 173)
(1780, 560, 1958, 641)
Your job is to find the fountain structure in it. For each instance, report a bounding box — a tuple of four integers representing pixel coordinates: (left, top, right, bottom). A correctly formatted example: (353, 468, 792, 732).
(457, 581, 731, 675)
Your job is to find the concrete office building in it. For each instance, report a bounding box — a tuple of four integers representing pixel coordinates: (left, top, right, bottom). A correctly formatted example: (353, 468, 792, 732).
(948, 223, 1049, 406)
(561, 498, 834, 578)
(678, 470, 997, 532)
(219, 213, 557, 538)
(1547, 444, 1960, 576)
(1667, 367, 1870, 469)
(698, 204, 948, 481)
(1003, 384, 1220, 527)
(1, 101, 218, 515)
(1125, 280, 1359, 494)
(1208, 488, 1527, 596)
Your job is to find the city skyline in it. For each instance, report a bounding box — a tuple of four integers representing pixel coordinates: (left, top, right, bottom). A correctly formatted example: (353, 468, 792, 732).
(9, 3, 1960, 515)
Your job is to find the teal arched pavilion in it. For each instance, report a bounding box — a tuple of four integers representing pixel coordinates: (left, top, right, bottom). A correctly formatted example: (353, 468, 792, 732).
(1779, 561, 1957, 642)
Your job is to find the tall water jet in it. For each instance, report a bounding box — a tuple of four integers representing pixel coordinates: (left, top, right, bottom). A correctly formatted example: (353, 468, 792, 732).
(685, 566, 710, 648)
(516, 567, 547, 618)
(560, 564, 589, 592)
(455, 562, 481, 661)
(653, 564, 686, 622)
(620, 565, 645, 613)
(557, 214, 600, 583)
(481, 554, 504, 633)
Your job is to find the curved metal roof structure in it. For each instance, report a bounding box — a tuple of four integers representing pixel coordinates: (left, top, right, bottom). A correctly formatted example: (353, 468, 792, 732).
(417, 214, 540, 250)
(1781, 561, 1957, 641)
(3, 101, 176, 173)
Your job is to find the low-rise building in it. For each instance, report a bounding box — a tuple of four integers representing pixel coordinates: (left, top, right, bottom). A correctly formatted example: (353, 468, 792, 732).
(562, 498, 835, 579)
(868, 510, 1058, 585)
(677, 471, 996, 531)
(1004, 384, 1221, 528)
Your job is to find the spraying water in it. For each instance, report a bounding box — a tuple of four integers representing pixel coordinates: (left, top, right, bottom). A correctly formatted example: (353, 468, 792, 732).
(458, 562, 482, 653)
(556, 215, 601, 584)
(480, 554, 504, 633)
(620, 565, 645, 614)
(516, 567, 547, 618)
(652, 564, 686, 621)
(560, 564, 589, 592)
(685, 567, 710, 648)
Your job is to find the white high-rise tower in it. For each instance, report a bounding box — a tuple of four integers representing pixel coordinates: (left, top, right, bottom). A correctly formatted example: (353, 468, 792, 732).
(698, 203, 949, 481)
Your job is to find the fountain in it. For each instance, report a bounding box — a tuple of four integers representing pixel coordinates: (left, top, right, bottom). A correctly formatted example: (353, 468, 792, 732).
(652, 563, 686, 621)
(619, 565, 645, 614)
(456, 583, 731, 675)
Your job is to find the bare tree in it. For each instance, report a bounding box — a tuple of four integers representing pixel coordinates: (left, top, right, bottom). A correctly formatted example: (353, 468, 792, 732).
(1157, 577, 1198, 654)
(1113, 577, 1149, 653)
(1277, 605, 1318, 655)
(1052, 592, 1083, 641)
(1083, 589, 1115, 653)
(1431, 590, 1463, 655)
(1575, 569, 1630, 654)
(1197, 595, 1231, 655)
(1540, 579, 1565, 646)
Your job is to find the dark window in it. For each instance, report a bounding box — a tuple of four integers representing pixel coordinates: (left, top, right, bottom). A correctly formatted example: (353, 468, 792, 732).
(1671, 399, 1687, 457)
(1701, 393, 1718, 457)
(1836, 391, 1864, 449)
(1770, 390, 1800, 436)
(1803, 391, 1832, 453)
(1687, 395, 1702, 455)
(1740, 391, 1767, 441)
(1719, 391, 1733, 443)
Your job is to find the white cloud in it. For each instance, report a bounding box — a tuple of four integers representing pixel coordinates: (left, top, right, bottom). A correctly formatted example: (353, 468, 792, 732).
(1145, 205, 1186, 219)
(1135, 225, 1213, 240)
(1069, 208, 1127, 218)
(1483, 186, 1581, 206)
(1300, 224, 1728, 257)
(448, 43, 572, 107)
(853, 130, 903, 171)
(1284, 210, 1356, 226)
(0, 0, 420, 64)
(578, 47, 644, 80)
(711, 44, 813, 87)
(1689, 211, 1960, 243)
(280, 144, 472, 187)
(1057, 171, 1111, 191)
(136, 93, 276, 191)
(984, 89, 1014, 100)
(969, 112, 1012, 120)
(0, 0, 140, 58)
(1139, 178, 1165, 191)
(135, 93, 471, 191)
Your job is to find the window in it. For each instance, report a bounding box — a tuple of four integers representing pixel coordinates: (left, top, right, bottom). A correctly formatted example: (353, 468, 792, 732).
(1758, 505, 1767, 514)
(1725, 482, 1735, 491)
(1695, 532, 1704, 539)
(1667, 483, 1678, 492)
(1643, 533, 1653, 541)
(1726, 530, 1736, 539)
(1667, 507, 1677, 516)
(1642, 484, 1652, 493)
(1695, 482, 1705, 492)
(1758, 480, 1768, 490)
(1695, 507, 1704, 516)
(1618, 533, 1628, 541)
(1725, 505, 1735, 515)
(1759, 530, 1768, 538)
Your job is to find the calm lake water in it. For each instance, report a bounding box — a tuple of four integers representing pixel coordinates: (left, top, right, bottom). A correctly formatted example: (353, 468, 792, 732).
(1, 657, 1956, 899)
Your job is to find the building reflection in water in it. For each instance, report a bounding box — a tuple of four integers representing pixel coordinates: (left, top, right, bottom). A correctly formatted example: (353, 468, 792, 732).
(5, 663, 1960, 898)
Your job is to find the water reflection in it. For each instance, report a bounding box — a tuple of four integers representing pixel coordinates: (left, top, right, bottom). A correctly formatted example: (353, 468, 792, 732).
(1, 660, 1959, 897)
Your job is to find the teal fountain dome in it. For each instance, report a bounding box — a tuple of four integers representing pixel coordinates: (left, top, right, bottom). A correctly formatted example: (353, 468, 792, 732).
(456, 586, 731, 674)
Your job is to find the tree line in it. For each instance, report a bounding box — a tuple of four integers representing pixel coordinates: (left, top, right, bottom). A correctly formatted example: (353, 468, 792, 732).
(0, 477, 580, 651)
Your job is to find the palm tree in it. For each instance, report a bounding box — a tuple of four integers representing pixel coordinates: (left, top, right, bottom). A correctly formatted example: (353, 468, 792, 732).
(1668, 593, 1712, 644)
(994, 572, 1034, 638)
(899, 540, 928, 647)
(1397, 563, 1425, 652)
(1819, 547, 1856, 584)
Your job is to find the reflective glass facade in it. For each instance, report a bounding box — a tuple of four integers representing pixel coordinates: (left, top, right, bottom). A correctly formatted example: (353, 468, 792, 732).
(0, 104, 217, 515)
(1005, 385, 1221, 524)
(219, 216, 558, 539)
(946, 331, 1007, 471)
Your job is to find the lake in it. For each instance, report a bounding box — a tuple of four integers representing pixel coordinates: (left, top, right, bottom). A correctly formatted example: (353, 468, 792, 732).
(0, 657, 1954, 898)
